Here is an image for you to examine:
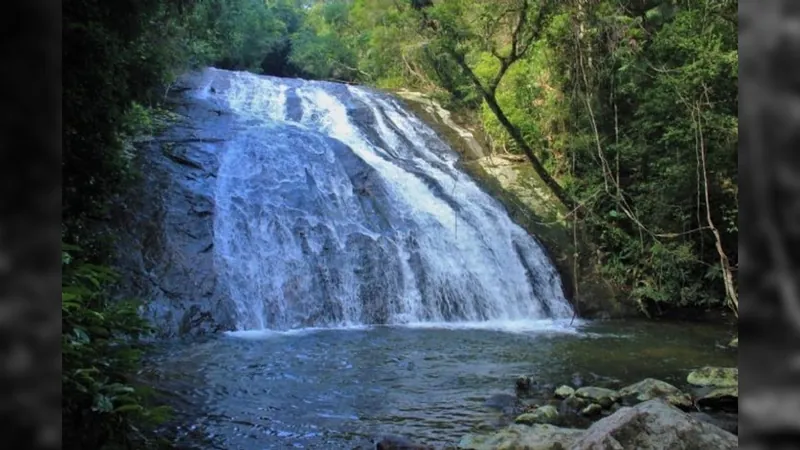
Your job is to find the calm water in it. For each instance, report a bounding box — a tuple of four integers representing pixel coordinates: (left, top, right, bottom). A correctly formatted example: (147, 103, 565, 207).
(143, 320, 736, 449)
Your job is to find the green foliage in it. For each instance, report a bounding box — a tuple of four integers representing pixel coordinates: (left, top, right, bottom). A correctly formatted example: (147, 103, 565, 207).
(542, 1, 738, 312)
(63, 3, 739, 447)
(62, 245, 170, 449)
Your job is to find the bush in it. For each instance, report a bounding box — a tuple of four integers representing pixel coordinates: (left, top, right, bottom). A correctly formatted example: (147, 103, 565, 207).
(62, 244, 171, 449)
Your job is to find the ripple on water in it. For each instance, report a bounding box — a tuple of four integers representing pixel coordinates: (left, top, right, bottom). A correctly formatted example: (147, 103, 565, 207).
(145, 320, 736, 449)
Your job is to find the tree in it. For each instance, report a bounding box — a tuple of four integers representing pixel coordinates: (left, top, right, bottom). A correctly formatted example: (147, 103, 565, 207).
(413, 0, 574, 209)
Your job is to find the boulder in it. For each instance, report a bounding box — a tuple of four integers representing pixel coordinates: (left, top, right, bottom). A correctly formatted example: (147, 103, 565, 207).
(696, 386, 738, 412)
(515, 405, 560, 425)
(554, 385, 575, 399)
(687, 366, 738, 387)
(617, 378, 693, 410)
(458, 424, 583, 450)
(574, 387, 620, 409)
(572, 399, 738, 449)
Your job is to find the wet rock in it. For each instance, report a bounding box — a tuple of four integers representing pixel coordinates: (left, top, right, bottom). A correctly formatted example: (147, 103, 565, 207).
(617, 378, 693, 410)
(516, 375, 532, 391)
(110, 75, 240, 338)
(375, 435, 434, 450)
(178, 305, 229, 335)
(687, 366, 738, 387)
(515, 405, 560, 425)
(697, 386, 738, 412)
(572, 399, 738, 449)
(580, 403, 603, 417)
(574, 387, 620, 409)
(554, 385, 574, 399)
(458, 424, 583, 450)
(563, 394, 589, 411)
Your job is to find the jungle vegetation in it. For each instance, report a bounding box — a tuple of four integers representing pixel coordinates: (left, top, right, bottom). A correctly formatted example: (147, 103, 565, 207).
(63, 0, 737, 447)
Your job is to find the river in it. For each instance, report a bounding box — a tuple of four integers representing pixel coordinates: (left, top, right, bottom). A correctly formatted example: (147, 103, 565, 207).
(144, 319, 735, 449)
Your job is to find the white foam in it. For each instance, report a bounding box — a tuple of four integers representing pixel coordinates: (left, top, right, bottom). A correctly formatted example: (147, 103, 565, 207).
(397, 319, 586, 335)
(224, 319, 587, 340)
(224, 324, 374, 340)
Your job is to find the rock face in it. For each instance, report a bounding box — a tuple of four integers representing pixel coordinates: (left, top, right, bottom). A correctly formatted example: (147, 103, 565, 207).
(460, 399, 738, 450)
(572, 399, 738, 449)
(112, 82, 242, 337)
(617, 378, 693, 410)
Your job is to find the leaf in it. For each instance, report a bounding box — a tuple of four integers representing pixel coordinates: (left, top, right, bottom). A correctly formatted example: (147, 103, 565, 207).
(73, 327, 91, 344)
(92, 394, 114, 413)
(114, 404, 144, 413)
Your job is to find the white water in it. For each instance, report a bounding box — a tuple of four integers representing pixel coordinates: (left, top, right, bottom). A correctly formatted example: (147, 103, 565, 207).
(199, 68, 573, 331)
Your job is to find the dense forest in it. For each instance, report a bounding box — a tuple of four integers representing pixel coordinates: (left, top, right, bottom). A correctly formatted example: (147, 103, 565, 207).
(63, 0, 737, 447)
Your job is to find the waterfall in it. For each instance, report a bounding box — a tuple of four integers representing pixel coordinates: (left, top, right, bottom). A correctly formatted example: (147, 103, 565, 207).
(197, 68, 573, 331)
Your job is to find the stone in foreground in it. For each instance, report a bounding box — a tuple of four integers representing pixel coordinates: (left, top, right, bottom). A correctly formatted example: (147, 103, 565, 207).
(686, 366, 738, 387)
(458, 424, 583, 450)
(572, 399, 738, 449)
(617, 378, 693, 410)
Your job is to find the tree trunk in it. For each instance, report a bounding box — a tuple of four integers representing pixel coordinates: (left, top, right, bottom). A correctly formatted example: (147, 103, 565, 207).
(449, 51, 574, 210)
(698, 107, 738, 317)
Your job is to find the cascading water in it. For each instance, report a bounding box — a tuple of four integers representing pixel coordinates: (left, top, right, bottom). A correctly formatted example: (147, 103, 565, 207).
(197, 68, 573, 331)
